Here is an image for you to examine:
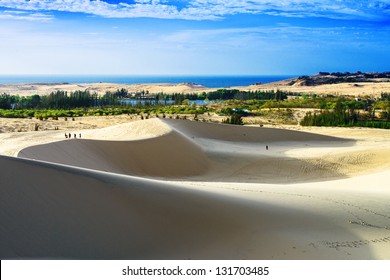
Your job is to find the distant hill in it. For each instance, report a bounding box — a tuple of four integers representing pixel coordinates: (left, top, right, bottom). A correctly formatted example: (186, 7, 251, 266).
(289, 72, 390, 86)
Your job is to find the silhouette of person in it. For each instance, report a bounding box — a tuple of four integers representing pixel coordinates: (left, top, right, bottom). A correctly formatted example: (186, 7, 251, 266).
(266, 145, 268, 150)
(68, 133, 71, 139)
(65, 133, 68, 139)
(79, 133, 81, 138)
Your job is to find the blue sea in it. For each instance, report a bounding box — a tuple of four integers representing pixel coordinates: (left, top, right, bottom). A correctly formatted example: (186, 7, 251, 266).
(0, 75, 295, 88)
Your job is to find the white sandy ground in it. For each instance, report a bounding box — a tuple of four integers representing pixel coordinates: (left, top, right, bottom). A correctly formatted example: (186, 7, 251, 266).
(0, 118, 390, 259)
(0, 82, 206, 96)
(1, 80, 390, 97)
(0, 118, 170, 157)
(241, 81, 390, 97)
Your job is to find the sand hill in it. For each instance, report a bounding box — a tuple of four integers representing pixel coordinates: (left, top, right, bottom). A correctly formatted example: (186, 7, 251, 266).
(1, 119, 390, 259)
(2, 79, 390, 98)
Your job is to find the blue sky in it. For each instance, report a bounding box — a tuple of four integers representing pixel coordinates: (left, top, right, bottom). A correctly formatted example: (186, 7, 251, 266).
(0, 0, 389, 75)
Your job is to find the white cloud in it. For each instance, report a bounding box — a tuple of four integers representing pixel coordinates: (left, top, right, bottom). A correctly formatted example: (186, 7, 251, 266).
(0, 9, 53, 21)
(0, 0, 388, 20)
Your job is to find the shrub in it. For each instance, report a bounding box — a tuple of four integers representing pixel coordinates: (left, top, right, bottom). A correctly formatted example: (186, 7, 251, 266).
(222, 113, 244, 125)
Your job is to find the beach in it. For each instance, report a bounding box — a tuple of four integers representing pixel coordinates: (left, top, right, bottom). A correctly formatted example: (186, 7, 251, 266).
(1, 116, 389, 259)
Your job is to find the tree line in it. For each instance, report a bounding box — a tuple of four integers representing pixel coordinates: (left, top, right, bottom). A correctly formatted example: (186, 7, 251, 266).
(0, 90, 120, 110)
(300, 97, 390, 129)
(0, 88, 290, 110)
(172, 89, 288, 103)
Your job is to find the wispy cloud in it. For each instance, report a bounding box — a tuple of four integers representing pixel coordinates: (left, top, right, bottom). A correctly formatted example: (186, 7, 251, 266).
(0, 0, 389, 21)
(0, 9, 53, 21)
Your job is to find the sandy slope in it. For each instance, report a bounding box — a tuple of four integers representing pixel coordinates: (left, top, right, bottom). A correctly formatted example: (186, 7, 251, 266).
(1, 119, 390, 259)
(18, 119, 390, 183)
(0, 82, 206, 96)
(240, 81, 390, 97)
(1, 80, 390, 97)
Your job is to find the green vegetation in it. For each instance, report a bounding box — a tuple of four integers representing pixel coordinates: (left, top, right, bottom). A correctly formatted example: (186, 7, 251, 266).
(0, 89, 389, 129)
(300, 96, 390, 129)
(295, 71, 390, 86)
(222, 114, 244, 125)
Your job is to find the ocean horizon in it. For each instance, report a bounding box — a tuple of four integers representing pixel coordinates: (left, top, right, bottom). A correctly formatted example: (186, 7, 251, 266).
(0, 75, 296, 88)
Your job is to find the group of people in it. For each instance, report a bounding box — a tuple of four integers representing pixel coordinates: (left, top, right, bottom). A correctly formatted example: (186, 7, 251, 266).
(65, 133, 81, 139)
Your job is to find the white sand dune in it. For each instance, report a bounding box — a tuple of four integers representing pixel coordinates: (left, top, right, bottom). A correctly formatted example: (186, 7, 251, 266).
(2, 81, 390, 97)
(18, 129, 210, 179)
(1, 119, 390, 259)
(18, 119, 390, 183)
(0, 82, 207, 97)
